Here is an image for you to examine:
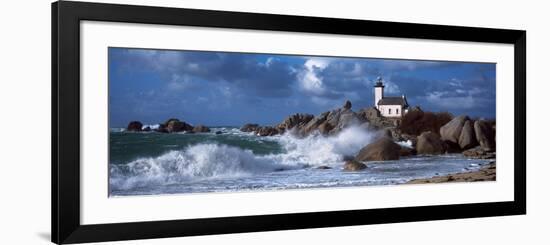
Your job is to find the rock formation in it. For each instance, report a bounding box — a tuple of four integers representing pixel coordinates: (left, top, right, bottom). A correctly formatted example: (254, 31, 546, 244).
(276, 113, 314, 132)
(192, 124, 211, 133)
(474, 120, 495, 151)
(240, 123, 259, 133)
(416, 131, 446, 155)
(162, 118, 194, 133)
(343, 100, 352, 110)
(458, 120, 478, 149)
(399, 146, 416, 157)
(343, 160, 367, 171)
(241, 100, 370, 136)
(463, 146, 496, 159)
(355, 137, 401, 161)
(126, 121, 143, 132)
(440, 115, 469, 145)
(255, 126, 281, 136)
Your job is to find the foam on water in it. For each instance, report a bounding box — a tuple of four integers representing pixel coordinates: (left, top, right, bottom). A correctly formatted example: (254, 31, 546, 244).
(269, 126, 376, 166)
(397, 140, 413, 149)
(110, 143, 294, 190)
(110, 126, 376, 191)
(142, 124, 160, 130)
(109, 126, 493, 195)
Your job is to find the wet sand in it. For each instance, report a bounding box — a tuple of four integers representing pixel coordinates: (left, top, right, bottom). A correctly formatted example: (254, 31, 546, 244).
(407, 162, 496, 184)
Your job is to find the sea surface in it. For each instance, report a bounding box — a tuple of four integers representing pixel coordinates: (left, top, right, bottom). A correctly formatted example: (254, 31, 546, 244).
(109, 126, 493, 196)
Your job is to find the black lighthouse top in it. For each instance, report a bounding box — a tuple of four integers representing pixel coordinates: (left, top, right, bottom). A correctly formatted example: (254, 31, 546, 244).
(374, 76, 385, 87)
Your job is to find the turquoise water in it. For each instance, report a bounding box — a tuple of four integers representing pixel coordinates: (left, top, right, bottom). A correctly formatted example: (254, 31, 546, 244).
(109, 126, 493, 196)
(110, 127, 282, 165)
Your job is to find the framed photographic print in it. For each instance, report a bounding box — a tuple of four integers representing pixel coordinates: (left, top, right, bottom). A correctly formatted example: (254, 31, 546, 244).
(52, 1, 526, 244)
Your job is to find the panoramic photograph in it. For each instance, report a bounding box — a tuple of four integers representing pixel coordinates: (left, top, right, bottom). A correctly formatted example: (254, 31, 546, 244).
(108, 47, 496, 196)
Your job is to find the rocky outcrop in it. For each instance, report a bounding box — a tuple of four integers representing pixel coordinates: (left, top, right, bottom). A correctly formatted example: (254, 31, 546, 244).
(463, 146, 496, 159)
(192, 124, 211, 133)
(243, 100, 369, 137)
(440, 115, 469, 145)
(355, 137, 401, 161)
(154, 125, 168, 133)
(126, 121, 143, 132)
(358, 107, 396, 130)
(458, 120, 478, 149)
(311, 101, 364, 135)
(276, 113, 314, 132)
(255, 126, 281, 136)
(399, 146, 416, 157)
(302, 111, 330, 135)
(474, 120, 495, 151)
(328, 109, 363, 134)
(318, 122, 334, 135)
(343, 100, 352, 110)
(416, 131, 446, 155)
(163, 118, 193, 133)
(343, 160, 367, 171)
(142, 126, 151, 132)
(437, 115, 495, 152)
(358, 107, 381, 122)
(240, 123, 259, 133)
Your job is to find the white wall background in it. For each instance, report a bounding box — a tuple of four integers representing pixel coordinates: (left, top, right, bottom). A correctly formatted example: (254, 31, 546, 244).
(0, 0, 547, 244)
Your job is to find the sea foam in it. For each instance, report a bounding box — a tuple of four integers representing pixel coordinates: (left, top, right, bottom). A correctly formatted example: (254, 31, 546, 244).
(270, 125, 376, 166)
(110, 126, 377, 190)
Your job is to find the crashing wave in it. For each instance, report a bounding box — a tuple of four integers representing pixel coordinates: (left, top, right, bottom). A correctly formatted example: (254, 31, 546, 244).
(110, 126, 377, 190)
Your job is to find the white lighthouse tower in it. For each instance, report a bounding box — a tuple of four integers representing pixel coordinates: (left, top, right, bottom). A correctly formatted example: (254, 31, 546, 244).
(374, 76, 385, 107)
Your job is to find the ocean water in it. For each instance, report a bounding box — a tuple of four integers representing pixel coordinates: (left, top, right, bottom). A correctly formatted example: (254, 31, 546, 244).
(109, 126, 493, 196)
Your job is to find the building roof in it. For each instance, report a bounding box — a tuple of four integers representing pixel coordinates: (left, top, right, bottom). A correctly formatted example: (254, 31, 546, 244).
(378, 96, 409, 107)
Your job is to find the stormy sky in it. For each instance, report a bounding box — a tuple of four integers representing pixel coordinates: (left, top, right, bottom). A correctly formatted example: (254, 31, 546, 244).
(109, 47, 496, 127)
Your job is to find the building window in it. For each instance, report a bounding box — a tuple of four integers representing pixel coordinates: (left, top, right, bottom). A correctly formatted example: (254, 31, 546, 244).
(389, 108, 392, 114)
(396, 108, 399, 114)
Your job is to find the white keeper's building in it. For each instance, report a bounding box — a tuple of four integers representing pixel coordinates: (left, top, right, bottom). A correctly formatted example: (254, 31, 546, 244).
(374, 77, 409, 118)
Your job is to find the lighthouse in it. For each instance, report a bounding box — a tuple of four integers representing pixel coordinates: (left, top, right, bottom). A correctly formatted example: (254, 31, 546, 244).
(373, 77, 409, 118)
(374, 76, 385, 107)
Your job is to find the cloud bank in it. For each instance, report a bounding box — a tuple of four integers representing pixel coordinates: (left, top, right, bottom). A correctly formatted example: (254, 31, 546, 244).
(109, 48, 496, 127)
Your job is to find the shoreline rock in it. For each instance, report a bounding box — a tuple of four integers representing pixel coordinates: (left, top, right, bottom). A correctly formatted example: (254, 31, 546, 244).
(162, 118, 194, 133)
(474, 120, 496, 151)
(462, 146, 496, 159)
(459, 120, 478, 149)
(192, 124, 211, 133)
(355, 137, 401, 161)
(399, 146, 416, 157)
(440, 115, 468, 144)
(276, 113, 314, 131)
(343, 160, 367, 171)
(406, 162, 496, 184)
(237, 100, 410, 138)
(126, 121, 143, 132)
(240, 123, 259, 133)
(126, 118, 212, 134)
(416, 131, 446, 155)
(255, 126, 281, 136)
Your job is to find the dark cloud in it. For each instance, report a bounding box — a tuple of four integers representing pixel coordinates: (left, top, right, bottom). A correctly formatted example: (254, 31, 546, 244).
(110, 48, 296, 98)
(108, 48, 496, 126)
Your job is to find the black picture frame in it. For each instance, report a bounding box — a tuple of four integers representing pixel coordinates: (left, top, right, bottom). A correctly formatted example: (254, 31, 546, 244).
(52, 1, 526, 244)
